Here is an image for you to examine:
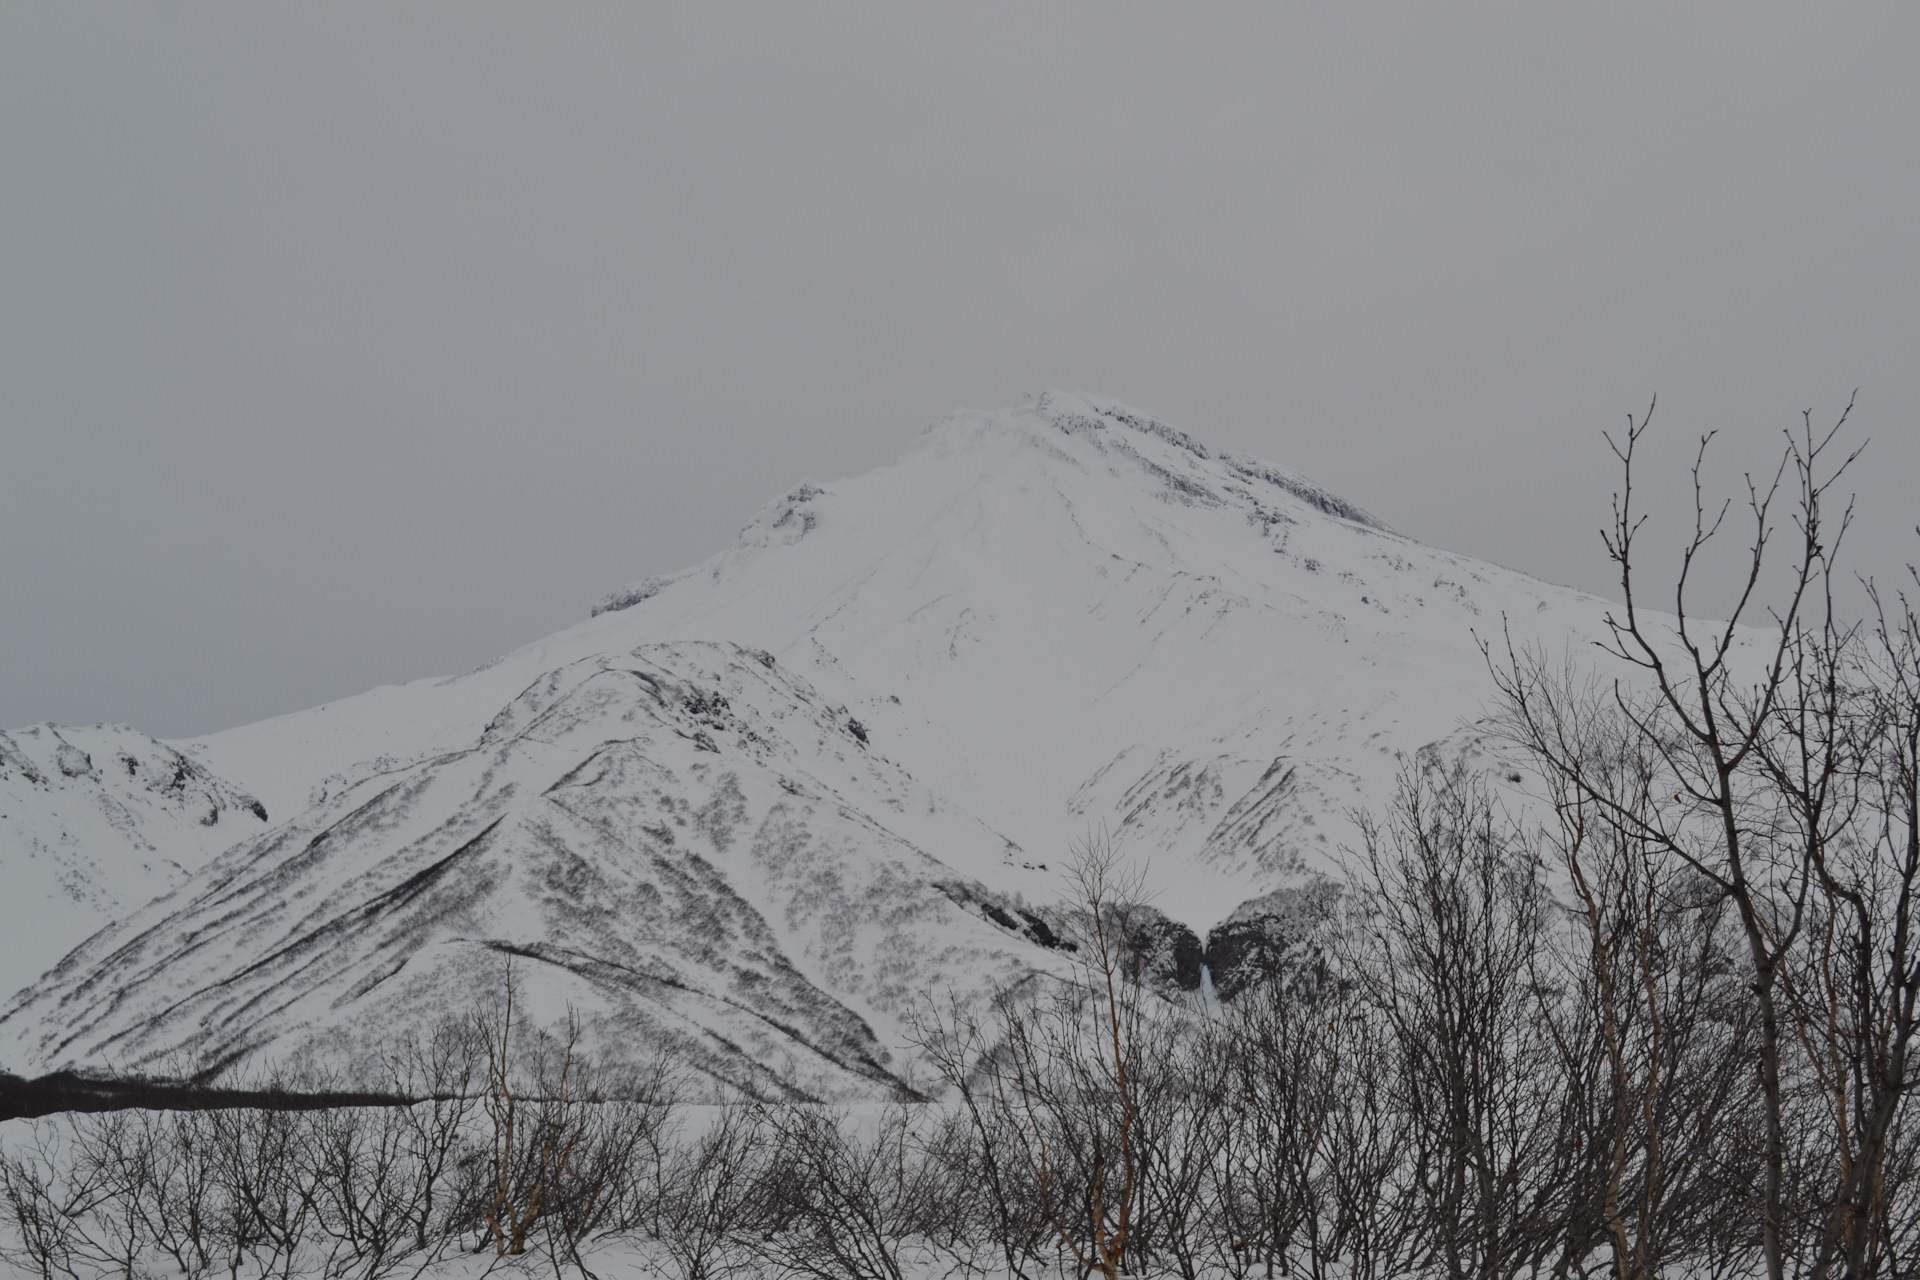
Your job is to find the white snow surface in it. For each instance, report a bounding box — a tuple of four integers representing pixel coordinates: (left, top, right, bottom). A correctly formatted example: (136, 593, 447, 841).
(1, 393, 1622, 1093)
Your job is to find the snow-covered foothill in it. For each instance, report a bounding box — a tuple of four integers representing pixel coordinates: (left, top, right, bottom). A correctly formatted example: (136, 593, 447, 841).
(0, 724, 269, 996)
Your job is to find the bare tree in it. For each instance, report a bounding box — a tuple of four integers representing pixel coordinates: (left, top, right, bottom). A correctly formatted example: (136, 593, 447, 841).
(472, 957, 599, 1260)
(982, 832, 1156, 1280)
(383, 1018, 483, 1257)
(1124, 1011, 1217, 1280)
(1485, 396, 1920, 1278)
(1208, 909, 1417, 1280)
(1765, 572, 1920, 1279)
(1507, 689, 1763, 1278)
(906, 991, 1050, 1280)
(1, 1120, 100, 1280)
(1499, 399, 1857, 1280)
(1345, 762, 1584, 1280)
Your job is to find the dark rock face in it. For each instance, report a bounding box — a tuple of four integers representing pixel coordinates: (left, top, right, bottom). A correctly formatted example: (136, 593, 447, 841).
(941, 880, 1336, 1004)
(1203, 914, 1295, 1002)
(1202, 881, 1345, 1001)
(1130, 915, 1204, 992)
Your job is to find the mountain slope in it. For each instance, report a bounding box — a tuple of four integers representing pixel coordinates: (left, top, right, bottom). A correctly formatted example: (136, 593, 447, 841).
(194, 393, 1611, 920)
(0, 724, 269, 994)
(2, 393, 1618, 1089)
(5, 644, 1063, 1096)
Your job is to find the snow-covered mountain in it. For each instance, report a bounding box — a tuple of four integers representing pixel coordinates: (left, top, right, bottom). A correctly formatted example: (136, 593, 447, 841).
(1, 393, 1616, 1094)
(0, 724, 269, 998)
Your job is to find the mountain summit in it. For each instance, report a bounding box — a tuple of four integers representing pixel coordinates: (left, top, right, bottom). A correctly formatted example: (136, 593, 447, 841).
(1, 394, 1611, 1094)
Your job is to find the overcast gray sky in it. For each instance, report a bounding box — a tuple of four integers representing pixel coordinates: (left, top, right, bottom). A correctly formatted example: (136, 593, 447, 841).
(3, 5, 1915, 738)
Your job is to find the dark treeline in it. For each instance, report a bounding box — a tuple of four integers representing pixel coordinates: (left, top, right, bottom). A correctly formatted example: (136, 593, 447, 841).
(0, 1073, 413, 1124)
(5, 408, 1917, 1280)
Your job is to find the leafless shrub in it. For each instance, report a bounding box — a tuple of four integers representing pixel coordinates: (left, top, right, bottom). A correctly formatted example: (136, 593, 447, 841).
(1126, 1017, 1217, 1280)
(654, 1102, 766, 1280)
(1, 1120, 98, 1280)
(462, 955, 679, 1276)
(305, 1103, 422, 1279)
(905, 993, 1051, 1280)
(1206, 906, 1416, 1280)
(752, 1102, 968, 1280)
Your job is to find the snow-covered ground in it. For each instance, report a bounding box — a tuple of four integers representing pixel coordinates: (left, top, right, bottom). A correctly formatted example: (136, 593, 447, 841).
(1, 393, 1625, 1090)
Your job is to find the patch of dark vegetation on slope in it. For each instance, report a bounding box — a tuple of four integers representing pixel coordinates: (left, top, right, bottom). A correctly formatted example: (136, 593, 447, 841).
(934, 880, 1079, 955)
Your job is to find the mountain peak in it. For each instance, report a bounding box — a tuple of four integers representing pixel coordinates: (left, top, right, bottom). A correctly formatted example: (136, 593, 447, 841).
(3, 395, 1606, 1093)
(932, 391, 1391, 533)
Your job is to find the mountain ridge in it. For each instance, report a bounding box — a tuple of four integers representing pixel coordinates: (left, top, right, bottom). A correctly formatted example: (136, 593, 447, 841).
(2, 393, 1619, 1092)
